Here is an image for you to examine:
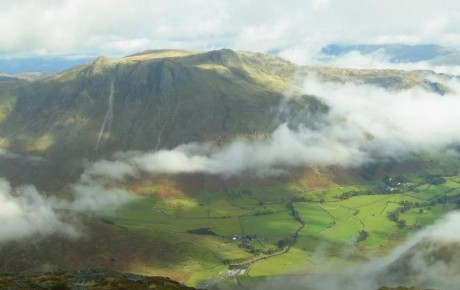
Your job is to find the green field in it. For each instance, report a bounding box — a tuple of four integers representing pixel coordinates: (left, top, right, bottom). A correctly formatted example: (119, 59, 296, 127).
(100, 173, 460, 286)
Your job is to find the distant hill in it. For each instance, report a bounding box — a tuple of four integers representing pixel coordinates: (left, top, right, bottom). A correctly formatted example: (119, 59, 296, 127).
(321, 43, 460, 65)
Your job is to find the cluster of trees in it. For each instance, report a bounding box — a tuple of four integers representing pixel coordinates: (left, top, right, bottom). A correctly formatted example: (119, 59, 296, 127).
(277, 238, 290, 249)
(255, 209, 274, 215)
(388, 200, 428, 229)
(290, 196, 313, 203)
(282, 200, 305, 249)
(423, 174, 446, 185)
(186, 227, 217, 236)
(238, 242, 260, 254)
(339, 190, 370, 200)
(388, 211, 407, 229)
(237, 235, 258, 253)
(287, 201, 304, 225)
(399, 200, 416, 212)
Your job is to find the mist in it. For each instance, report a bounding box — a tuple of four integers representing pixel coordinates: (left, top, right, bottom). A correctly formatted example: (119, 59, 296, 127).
(83, 74, 460, 181)
(0, 178, 79, 243)
(0, 177, 132, 244)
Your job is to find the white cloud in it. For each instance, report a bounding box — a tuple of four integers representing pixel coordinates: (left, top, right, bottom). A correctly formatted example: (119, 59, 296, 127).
(70, 184, 133, 212)
(0, 178, 79, 243)
(82, 159, 137, 182)
(0, 176, 132, 244)
(1, 1, 460, 57)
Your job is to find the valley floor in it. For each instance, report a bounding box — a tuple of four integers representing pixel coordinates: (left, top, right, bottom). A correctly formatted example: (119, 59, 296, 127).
(97, 168, 460, 288)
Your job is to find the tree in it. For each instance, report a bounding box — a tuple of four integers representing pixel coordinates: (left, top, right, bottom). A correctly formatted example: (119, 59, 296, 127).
(388, 211, 400, 221)
(356, 230, 369, 242)
(277, 239, 289, 249)
(397, 219, 407, 229)
(186, 228, 217, 236)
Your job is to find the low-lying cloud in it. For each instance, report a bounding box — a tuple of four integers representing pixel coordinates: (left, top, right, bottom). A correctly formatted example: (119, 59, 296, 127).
(0, 177, 132, 244)
(0, 179, 78, 243)
(83, 74, 460, 181)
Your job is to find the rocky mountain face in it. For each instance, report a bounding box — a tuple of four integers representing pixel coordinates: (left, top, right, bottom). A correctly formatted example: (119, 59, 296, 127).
(0, 49, 450, 186)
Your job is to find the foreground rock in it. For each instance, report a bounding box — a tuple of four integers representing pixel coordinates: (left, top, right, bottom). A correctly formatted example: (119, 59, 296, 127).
(0, 268, 199, 290)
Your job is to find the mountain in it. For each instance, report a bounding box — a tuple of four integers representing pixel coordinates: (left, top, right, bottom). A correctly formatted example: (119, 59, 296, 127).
(0, 49, 452, 187)
(0, 50, 293, 179)
(3, 50, 297, 151)
(321, 43, 460, 65)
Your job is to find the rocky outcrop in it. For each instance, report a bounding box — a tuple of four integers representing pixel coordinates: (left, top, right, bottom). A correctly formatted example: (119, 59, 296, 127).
(0, 268, 199, 290)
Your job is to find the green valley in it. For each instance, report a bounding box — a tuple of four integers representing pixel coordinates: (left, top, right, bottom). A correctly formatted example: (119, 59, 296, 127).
(92, 164, 460, 287)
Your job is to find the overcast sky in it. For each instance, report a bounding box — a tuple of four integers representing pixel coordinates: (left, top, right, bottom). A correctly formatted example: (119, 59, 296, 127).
(1, 0, 459, 60)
